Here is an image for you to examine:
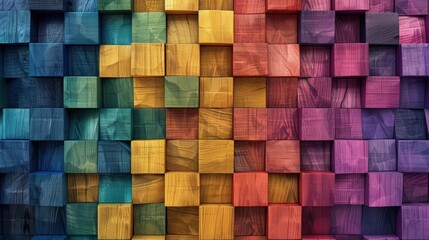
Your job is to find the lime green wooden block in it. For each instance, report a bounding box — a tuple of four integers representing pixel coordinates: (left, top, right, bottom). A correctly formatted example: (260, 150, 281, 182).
(66, 203, 98, 235)
(134, 108, 166, 139)
(165, 76, 199, 108)
(98, 0, 133, 12)
(132, 12, 166, 43)
(134, 203, 165, 235)
(100, 108, 133, 140)
(64, 140, 98, 173)
(68, 109, 100, 140)
(64, 77, 101, 108)
(103, 78, 134, 108)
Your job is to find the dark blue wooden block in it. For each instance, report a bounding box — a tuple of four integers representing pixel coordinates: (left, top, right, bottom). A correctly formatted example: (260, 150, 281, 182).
(0, 78, 5, 108)
(34, 206, 65, 235)
(3, 46, 29, 78)
(368, 140, 396, 172)
(395, 109, 427, 140)
(364, 12, 399, 45)
(362, 206, 396, 235)
(299, 11, 335, 44)
(30, 108, 67, 141)
(362, 109, 395, 140)
(29, 0, 66, 11)
(0, 173, 29, 204)
(36, 141, 64, 172)
(67, 45, 99, 76)
(98, 141, 130, 173)
(0, 110, 2, 139)
(1, 204, 35, 235)
(68, 109, 99, 140)
(101, 14, 131, 45)
(369, 46, 396, 76)
(29, 172, 67, 206)
(29, 43, 65, 77)
(65, 12, 99, 44)
(67, 0, 97, 12)
(99, 174, 132, 203)
(0, 10, 30, 43)
(32, 236, 67, 240)
(0, 140, 34, 173)
(0, 0, 29, 10)
(3, 108, 30, 139)
(400, 78, 426, 109)
(134, 108, 166, 139)
(33, 13, 64, 43)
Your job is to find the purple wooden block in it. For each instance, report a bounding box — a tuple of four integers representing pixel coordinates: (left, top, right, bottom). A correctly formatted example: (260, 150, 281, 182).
(267, 108, 298, 140)
(361, 109, 395, 139)
(299, 11, 335, 44)
(299, 108, 335, 141)
(395, 0, 428, 15)
(332, 78, 361, 108)
(298, 77, 332, 108)
(335, 174, 365, 205)
(362, 77, 400, 108)
(302, 235, 336, 240)
(397, 140, 429, 172)
(397, 44, 428, 77)
(368, 140, 396, 172)
(332, 43, 369, 77)
(330, 205, 362, 235)
(400, 78, 426, 109)
(300, 141, 331, 171)
(333, 140, 368, 174)
(369, 46, 396, 76)
(335, 14, 361, 43)
(363, 236, 399, 240)
(397, 204, 429, 239)
(426, 88, 429, 108)
(335, 109, 362, 139)
(300, 46, 331, 78)
(368, 0, 394, 12)
(335, 235, 363, 240)
(425, 109, 429, 135)
(403, 173, 429, 203)
(365, 172, 403, 207)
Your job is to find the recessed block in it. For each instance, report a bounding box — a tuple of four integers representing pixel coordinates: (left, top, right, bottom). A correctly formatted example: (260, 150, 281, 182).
(267, 108, 298, 140)
(97, 204, 133, 240)
(3, 46, 29, 78)
(99, 174, 132, 203)
(34, 206, 66, 235)
(98, 0, 132, 12)
(199, 140, 234, 173)
(369, 0, 394, 12)
(333, 140, 368, 174)
(64, 140, 97, 173)
(134, 77, 164, 108)
(166, 44, 200, 76)
(234, 13, 265, 43)
(134, 0, 165, 11)
(399, 16, 426, 44)
(233, 0, 265, 13)
(99, 45, 131, 78)
(332, 78, 362, 108)
(369, 46, 396, 76)
(361, 109, 395, 139)
(131, 43, 165, 77)
(167, 207, 199, 236)
(362, 207, 397, 235)
(164, 76, 199, 108)
(300, 172, 335, 207)
(267, 205, 302, 239)
(266, 140, 300, 173)
(132, 175, 164, 204)
(103, 78, 134, 108)
(299, 108, 334, 141)
(395, 0, 428, 15)
(336, 14, 361, 43)
(234, 141, 265, 172)
(300, 141, 331, 171)
(68, 45, 99, 76)
(30, 172, 67, 206)
(335, 109, 362, 139)
(132, 12, 166, 43)
(0, 140, 33, 173)
(131, 140, 165, 174)
(166, 109, 198, 139)
(198, 108, 232, 139)
(67, 109, 99, 140)
(134, 203, 165, 235)
(100, 108, 132, 140)
(397, 140, 429, 172)
(300, 46, 331, 77)
(302, 207, 330, 235)
(403, 173, 428, 203)
(200, 0, 233, 10)
(362, 77, 400, 108)
(234, 77, 266, 108)
(199, 205, 234, 240)
(1, 204, 35, 235)
(268, 44, 300, 77)
(269, 173, 299, 204)
(64, 77, 101, 108)
(233, 43, 268, 77)
(66, 203, 98, 235)
(332, 43, 369, 77)
(233, 172, 268, 206)
(299, 11, 335, 44)
(65, 12, 99, 44)
(330, 205, 362, 235)
(335, 174, 365, 205)
(302, 0, 331, 10)
(298, 77, 331, 108)
(364, 12, 399, 45)
(165, 0, 198, 13)
(199, 10, 233, 44)
(0, 10, 30, 44)
(67, 174, 99, 203)
(400, 78, 426, 109)
(266, 0, 301, 12)
(30, 108, 67, 141)
(0, 173, 29, 204)
(395, 109, 427, 140)
(267, 77, 298, 108)
(134, 108, 166, 139)
(368, 140, 397, 172)
(233, 108, 267, 140)
(200, 47, 232, 77)
(266, 14, 297, 44)
(165, 172, 200, 206)
(29, 43, 64, 77)
(234, 207, 266, 236)
(200, 174, 232, 203)
(398, 204, 429, 239)
(166, 140, 198, 172)
(98, 141, 131, 173)
(365, 172, 403, 207)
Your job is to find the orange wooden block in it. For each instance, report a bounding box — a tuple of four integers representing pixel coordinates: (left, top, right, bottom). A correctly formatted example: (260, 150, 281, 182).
(233, 43, 268, 77)
(199, 10, 234, 45)
(233, 172, 268, 206)
(165, 172, 200, 206)
(132, 175, 165, 204)
(269, 173, 299, 203)
(268, 44, 300, 77)
(199, 108, 233, 139)
(268, 204, 302, 239)
(200, 46, 232, 77)
(134, 77, 165, 108)
(234, 78, 266, 108)
(99, 45, 131, 78)
(199, 140, 234, 173)
(266, 0, 301, 12)
(98, 204, 133, 240)
(166, 44, 200, 76)
(167, 15, 198, 44)
(200, 174, 232, 203)
(131, 140, 166, 174)
(200, 77, 233, 108)
(266, 140, 300, 173)
(131, 43, 165, 77)
(199, 0, 233, 10)
(234, 108, 267, 140)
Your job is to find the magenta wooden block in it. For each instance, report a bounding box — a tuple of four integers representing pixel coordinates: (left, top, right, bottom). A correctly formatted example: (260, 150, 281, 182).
(368, 140, 396, 172)
(301, 141, 331, 171)
(362, 77, 400, 109)
(298, 77, 332, 108)
(400, 78, 426, 109)
(333, 0, 369, 11)
(335, 15, 361, 43)
(299, 108, 334, 141)
(363, 236, 399, 240)
(332, 43, 369, 77)
(299, 11, 335, 44)
(397, 204, 429, 239)
(300, 46, 331, 77)
(335, 174, 365, 205)
(365, 172, 403, 207)
(330, 205, 362, 235)
(333, 140, 368, 174)
(332, 78, 361, 108)
(335, 109, 362, 140)
(267, 108, 298, 140)
(302, 0, 331, 10)
(395, 0, 428, 15)
(302, 207, 331, 235)
(399, 16, 426, 44)
(302, 236, 335, 240)
(300, 172, 335, 207)
(265, 140, 300, 173)
(397, 44, 428, 77)
(403, 173, 429, 203)
(398, 140, 429, 172)
(368, 0, 394, 12)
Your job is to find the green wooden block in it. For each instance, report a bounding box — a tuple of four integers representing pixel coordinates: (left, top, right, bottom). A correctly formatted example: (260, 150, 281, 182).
(134, 203, 165, 235)
(134, 109, 166, 139)
(132, 12, 166, 43)
(165, 76, 199, 108)
(3, 108, 30, 139)
(99, 174, 132, 203)
(68, 109, 100, 140)
(66, 203, 97, 235)
(102, 78, 134, 108)
(100, 108, 133, 140)
(98, 0, 133, 12)
(64, 140, 98, 173)
(64, 77, 101, 109)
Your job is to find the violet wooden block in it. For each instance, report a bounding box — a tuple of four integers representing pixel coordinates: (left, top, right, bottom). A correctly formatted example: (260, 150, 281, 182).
(299, 108, 334, 141)
(395, 109, 427, 140)
(362, 207, 397, 235)
(335, 174, 365, 205)
(395, 0, 428, 15)
(403, 173, 428, 203)
(362, 77, 400, 108)
(302, 207, 330, 235)
(330, 205, 362, 235)
(400, 78, 426, 109)
(302, 0, 331, 10)
(300, 46, 331, 77)
(397, 204, 429, 239)
(333, 0, 369, 11)
(368, 140, 396, 172)
(369, 46, 396, 76)
(368, 0, 394, 12)
(363, 236, 399, 240)
(365, 172, 403, 207)
(300, 172, 335, 206)
(398, 140, 429, 172)
(399, 16, 426, 44)
(426, 109, 429, 135)
(331, 78, 361, 108)
(298, 77, 332, 108)
(364, 12, 399, 45)
(299, 11, 335, 44)
(267, 108, 298, 140)
(333, 140, 368, 174)
(335, 15, 361, 43)
(335, 109, 362, 139)
(332, 43, 369, 77)
(300, 141, 331, 171)
(397, 44, 428, 76)
(361, 109, 395, 139)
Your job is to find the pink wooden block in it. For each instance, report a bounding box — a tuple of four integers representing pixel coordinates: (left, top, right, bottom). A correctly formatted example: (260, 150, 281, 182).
(299, 108, 335, 141)
(233, 172, 268, 206)
(234, 108, 267, 140)
(332, 43, 369, 77)
(368, 0, 394, 12)
(335, 109, 362, 140)
(267, 78, 298, 108)
(302, 207, 331, 235)
(234, 14, 266, 43)
(267, 108, 298, 140)
(399, 16, 426, 44)
(330, 205, 362, 235)
(300, 46, 331, 77)
(362, 77, 400, 108)
(332, 78, 361, 108)
(397, 204, 429, 239)
(333, 140, 368, 174)
(268, 44, 300, 77)
(233, 43, 268, 77)
(302, 0, 331, 10)
(300, 172, 335, 206)
(265, 140, 300, 173)
(267, 204, 302, 239)
(234, 141, 266, 172)
(233, 0, 266, 14)
(365, 172, 403, 207)
(333, 0, 369, 11)
(335, 174, 365, 205)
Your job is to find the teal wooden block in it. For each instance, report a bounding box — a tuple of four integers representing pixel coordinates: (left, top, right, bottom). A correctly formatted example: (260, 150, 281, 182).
(0, 110, 3, 139)
(3, 108, 30, 139)
(132, 12, 166, 43)
(98, 0, 132, 12)
(102, 78, 133, 108)
(134, 108, 166, 139)
(66, 203, 97, 235)
(0, 10, 30, 44)
(134, 203, 165, 235)
(99, 174, 132, 203)
(165, 76, 199, 108)
(65, 12, 99, 45)
(64, 140, 97, 173)
(101, 14, 131, 45)
(64, 77, 101, 108)
(68, 109, 99, 140)
(100, 108, 133, 140)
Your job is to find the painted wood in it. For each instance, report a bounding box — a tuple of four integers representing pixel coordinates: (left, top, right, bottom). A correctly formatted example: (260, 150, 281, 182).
(233, 0, 265, 13)
(395, 109, 427, 140)
(29, 43, 64, 77)
(97, 204, 133, 240)
(67, 173, 99, 202)
(36, 141, 64, 172)
(269, 173, 299, 203)
(332, 43, 369, 77)
(98, 0, 132, 12)
(331, 78, 361, 108)
(198, 108, 232, 140)
(267, 108, 298, 140)
(131, 140, 165, 174)
(368, 139, 396, 172)
(134, 203, 165, 235)
(335, 109, 362, 139)
(268, 44, 300, 77)
(134, 0, 164, 11)
(98, 141, 130, 173)
(333, 140, 368, 174)
(299, 108, 334, 141)
(300, 11, 335, 44)
(67, 0, 97, 12)
(101, 14, 131, 45)
(64, 140, 98, 173)
(132, 174, 164, 204)
(335, 174, 365, 205)
(29, 172, 67, 206)
(2, 108, 30, 139)
(233, 43, 268, 77)
(103, 78, 133, 108)
(399, 16, 426, 44)
(300, 172, 334, 206)
(3, 46, 29, 78)
(300, 46, 330, 77)
(132, 12, 166, 43)
(266, 0, 301, 12)
(397, 140, 429, 172)
(362, 76, 400, 108)
(234, 13, 265, 43)
(400, 77, 426, 109)
(200, 174, 232, 203)
(0, 140, 34, 173)
(266, 140, 300, 173)
(199, 77, 233, 108)
(166, 140, 198, 172)
(330, 205, 362, 235)
(233, 108, 267, 140)
(267, 204, 302, 239)
(30, 108, 67, 140)
(99, 174, 132, 203)
(64, 12, 99, 44)
(167, 207, 199, 235)
(66, 203, 98, 235)
(403, 173, 428, 203)
(164, 76, 199, 108)
(335, 14, 361, 43)
(397, 204, 429, 239)
(200, 0, 233, 10)
(395, 0, 428, 15)
(131, 43, 165, 77)
(165, 0, 198, 13)
(365, 172, 403, 207)
(234, 207, 266, 236)
(166, 44, 200, 76)
(368, 0, 394, 12)
(362, 207, 396, 235)
(166, 108, 199, 139)
(300, 141, 331, 171)
(302, 0, 331, 10)
(199, 140, 234, 173)
(134, 108, 166, 139)
(364, 12, 399, 45)
(233, 172, 268, 206)
(1, 204, 35, 235)
(369, 46, 396, 76)
(234, 77, 266, 108)
(68, 46, 99, 76)
(99, 108, 132, 140)
(267, 77, 298, 108)
(0, 10, 30, 44)
(298, 77, 331, 108)
(64, 76, 101, 108)
(397, 44, 428, 77)
(361, 109, 395, 139)
(34, 206, 66, 235)
(67, 109, 99, 140)
(0, 173, 29, 204)
(199, 10, 233, 44)
(333, 0, 369, 11)
(302, 207, 330, 235)
(234, 141, 265, 172)
(165, 172, 200, 206)
(134, 77, 164, 108)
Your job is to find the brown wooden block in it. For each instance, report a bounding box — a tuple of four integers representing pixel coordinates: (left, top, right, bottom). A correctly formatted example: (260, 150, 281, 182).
(267, 108, 298, 140)
(268, 44, 300, 77)
(266, 14, 298, 44)
(166, 44, 200, 76)
(269, 173, 299, 203)
(199, 205, 234, 239)
(234, 78, 267, 108)
(266, 0, 301, 12)
(132, 174, 165, 204)
(166, 140, 199, 172)
(234, 207, 266, 236)
(234, 108, 267, 140)
(167, 207, 199, 235)
(199, 140, 234, 173)
(266, 140, 300, 173)
(234, 141, 265, 172)
(99, 45, 131, 78)
(131, 140, 166, 174)
(267, 204, 302, 239)
(134, 0, 165, 11)
(133, 236, 166, 240)
(200, 0, 233, 10)
(98, 204, 133, 240)
(199, 10, 234, 45)
(131, 43, 165, 77)
(200, 47, 232, 77)
(167, 15, 198, 44)
(267, 77, 298, 108)
(200, 77, 233, 108)
(234, 14, 266, 43)
(234, 0, 266, 13)
(165, 172, 200, 206)
(67, 173, 99, 202)
(166, 236, 198, 240)
(166, 108, 199, 139)
(134, 77, 165, 108)
(200, 174, 232, 203)
(165, 0, 199, 13)
(233, 43, 268, 77)
(233, 172, 269, 206)
(199, 108, 233, 139)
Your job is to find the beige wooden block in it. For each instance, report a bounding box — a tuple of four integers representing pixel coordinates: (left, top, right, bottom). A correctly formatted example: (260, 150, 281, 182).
(165, 172, 200, 206)
(131, 43, 165, 77)
(132, 174, 165, 203)
(199, 10, 234, 45)
(167, 15, 198, 44)
(199, 140, 234, 173)
(166, 140, 199, 172)
(134, 77, 165, 108)
(98, 204, 133, 240)
(234, 77, 267, 108)
(199, 108, 232, 139)
(131, 140, 166, 174)
(165, 0, 198, 13)
(100, 45, 131, 78)
(200, 77, 233, 108)
(199, 204, 234, 240)
(166, 44, 200, 76)
(200, 174, 232, 204)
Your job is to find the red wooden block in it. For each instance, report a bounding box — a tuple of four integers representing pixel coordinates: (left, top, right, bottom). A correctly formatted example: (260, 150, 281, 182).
(267, 204, 302, 239)
(333, 0, 369, 11)
(266, 140, 300, 173)
(332, 43, 369, 77)
(266, 14, 298, 44)
(399, 16, 426, 44)
(333, 140, 368, 174)
(335, 14, 361, 43)
(335, 174, 365, 205)
(233, 43, 268, 77)
(300, 172, 335, 206)
(302, 0, 331, 10)
(300, 46, 331, 77)
(234, 207, 266, 236)
(233, 172, 268, 206)
(332, 78, 361, 108)
(362, 77, 400, 108)
(234, 141, 265, 172)
(299, 108, 335, 141)
(234, 14, 266, 43)
(368, 0, 394, 12)
(302, 207, 331, 235)
(335, 109, 363, 140)
(298, 77, 332, 108)
(234, 108, 267, 141)
(266, 0, 301, 12)
(365, 172, 403, 207)
(267, 108, 298, 140)
(166, 109, 198, 139)
(234, 0, 266, 14)
(268, 44, 300, 77)
(267, 78, 298, 108)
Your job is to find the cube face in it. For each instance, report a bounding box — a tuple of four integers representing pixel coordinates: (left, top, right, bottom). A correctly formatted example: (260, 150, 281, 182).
(0, 10, 30, 44)
(199, 10, 234, 44)
(301, 141, 331, 171)
(66, 203, 98, 235)
(335, 174, 365, 205)
(233, 108, 267, 140)
(166, 109, 199, 139)
(30, 173, 67, 206)
(362, 109, 395, 139)
(132, 12, 166, 43)
(365, 172, 403, 207)
(267, 77, 298, 108)
(199, 140, 234, 173)
(134, 203, 165, 235)
(395, 109, 427, 140)
(200, 47, 232, 77)
(101, 14, 131, 44)
(103, 78, 134, 108)
(167, 14, 198, 44)
(165, 76, 199, 108)
(365, 12, 399, 45)
(362, 77, 400, 108)
(3, 108, 30, 139)
(200, 174, 232, 203)
(399, 16, 426, 44)
(199, 108, 232, 139)
(68, 45, 100, 76)
(30, 108, 66, 141)
(166, 44, 200, 76)
(97, 204, 133, 240)
(299, 108, 335, 141)
(333, 140, 369, 174)
(131, 43, 165, 77)
(98, 141, 131, 173)
(233, 43, 268, 77)
(234, 141, 265, 172)
(368, 140, 397, 172)
(29, 43, 64, 77)
(166, 140, 198, 172)
(300, 11, 335, 44)
(99, 174, 132, 203)
(397, 140, 429, 172)
(134, 77, 165, 108)
(98, 0, 132, 12)
(134, 108, 166, 139)
(267, 108, 298, 140)
(199, 205, 234, 239)
(100, 108, 133, 140)
(233, 172, 268, 206)
(362, 207, 397, 235)
(302, 0, 331, 10)
(403, 173, 429, 203)
(369, 46, 396, 76)
(298, 77, 332, 108)
(234, 0, 265, 13)
(68, 109, 100, 140)
(266, 14, 297, 44)
(266, 140, 300, 173)
(398, 204, 429, 239)
(67, 174, 99, 203)
(234, 14, 266, 43)
(0, 173, 29, 205)
(332, 44, 369, 77)
(300, 46, 331, 78)
(333, 0, 369, 11)
(99, 45, 131, 78)
(134, 0, 165, 12)
(132, 175, 164, 204)
(200, 77, 233, 108)
(165, 0, 199, 13)
(65, 12, 99, 45)
(398, 44, 428, 77)
(400, 77, 426, 109)
(64, 141, 98, 173)
(131, 140, 166, 174)
(266, 0, 301, 12)
(234, 77, 266, 108)
(167, 206, 199, 235)
(165, 172, 200, 206)
(300, 172, 335, 207)
(267, 205, 302, 239)
(268, 44, 300, 77)
(330, 205, 362, 235)
(234, 207, 266, 236)
(64, 77, 101, 108)
(269, 173, 299, 204)
(335, 109, 363, 139)
(395, 0, 428, 15)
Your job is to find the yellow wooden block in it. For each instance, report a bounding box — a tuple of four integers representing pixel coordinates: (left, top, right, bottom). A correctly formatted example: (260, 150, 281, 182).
(98, 204, 133, 240)
(166, 140, 199, 172)
(200, 77, 233, 108)
(199, 108, 232, 140)
(131, 140, 166, 174)
(165, 172, 200, 206)
(199, 140, 234, 173)
(131, 43, 165, 77)
(167, 15, 198, 44)
(199, 0, 233, 10)
(100, 45, 131, 78)
(269, 173, 299, 204)
(67, 173, 99, 203)
(166, 44, 200, 76)
(199, 10, 234, 45)
(165, 0, 198, 13)
(199, 204, 234, 240)
(133, 235, 166, 240)
(134, 0, 165, 11)
(134, 77, 165, 108)
(200, 174, 232, 204)
(234, 77, 267, 108)
(132, 174, 165, 203)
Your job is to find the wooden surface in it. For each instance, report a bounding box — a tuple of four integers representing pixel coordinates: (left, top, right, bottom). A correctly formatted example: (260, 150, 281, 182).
(200, 174, 232, 203)
(234, 78, 266, 108)
(134, 0, 165, 11)
(133, 108, 166, 139)
(29, 108, 66, 141)
(267, 108, 298, 140)
(268, 44, 300, 77)
(333, 140, 369, 174)
(266, 0, 301, 12)
(199, 108, 233, 139)
(67, 173, 99, 203)
(165, 172, 200, 206)
(266, 140, 300, 173)
(266, 14, 297, 44)
(134, 77, 165, 108)
(330, 205, 362, 235)
(166, 109, 199, 139)
(167, 15, 198, 43)
(199, 77, 233, 107)
(99, 108, 133, 140)
(99, 45, 131, 78)
(335, 109, 363, 139)
(302, 0, 331, 10)
(165, 0, 199, 13)
(302, 207, 330, 235)
(332, 78, 362, 108)
(362, 76, 400, 108)
(332, 43, 369, 77)
(234, 108, 267, 140)
(300, 11, 335, 44)
(167, 207, 199, 235)
(234, 141, 265, 172)
(300, 172, 335, 206)
(333, 0, 369, 11)
(300, 46, 331, 77)
(233, 172, 268, 206)
(301, 141, 331, 171)
(234, 14, 266, 43)
(132, 175, 165, 204)
(66, 203, 98, 235)
(199, 10, 234, 44)
(199, 205, 234, 239)
(98, 204, 133, 240)
(234, 207, 266, 236)
(101, 15, 132, 45)
(269, 173, 299, 203)
(131, 43, 165, 77)
(267, 77, 298, 108)
(166, 44, 200, 76)
(131, 140, 166, 174)
(233, 43, 268, 77)
(335, 14, 361, 43)
(64, 141, 98, 173)
(64, 77, 101, 108)
(299, 108, 335, 141)
(65, 12, 99, 45)
(233, 0, 265, 13)
(199, 140, 234, 173)
(399, 16, 426, 44)
(369, 0, 394, 12)
(365, 12, 399, 45)
(365, 172, 403, 207)
(200, 0, 233, 10)
(103, 78, 134, 108)
(98, 141, 131, 173)
(99, 174, 132, 203)
(298, 77, 332, 108)
(166, 140, 199, 172)
(267, 205, 302, 239)
(165, 76, 199, 108)
(134, 203, 165, 235)
(200, 47, 232, 77)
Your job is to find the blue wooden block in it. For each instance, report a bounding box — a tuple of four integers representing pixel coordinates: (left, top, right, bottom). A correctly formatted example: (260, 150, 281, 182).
(400, 78, 426, 109)
(66, 203, 97, 235)
(100, 108, 133, 140)
(362, 109, 395, 140)
(2, 237, 31, 240)
(67, 0, 97, 12)
(99, 174, 132, 203)
(395, 109, 427, 140)
(29, 43, 65, 77)
(0, 140, 34, 173)
(29, 172, 67, 206)
(101, 14, 131, 45)
(34, 206, 65, 235)
(67, 46, 99, 76)
(362, 206, 396, 235)
(3, 46, 29, 78)
(0, 173, 29, 204)
(29, 0, 66, 11)
(68, 109, 99, 140)
(0, 10, 30, 43)
(0, 78, 5, 108)
(3, 108, 30, 139)
(1, 204, 35, 235)
(0, 48, 3, 78)
(134, 108, 166, 139)
(32, 236, 67, 240)
(65, 12, 99, 44)
(0, 0, 29, 10)
(0, 110, 2, 139)
(98, 141, 130, 173)
(36, 141, 64, 172)
(33, 13, 64, 43)
(30, 108, 67, 141)
(68, 236, 97, 240)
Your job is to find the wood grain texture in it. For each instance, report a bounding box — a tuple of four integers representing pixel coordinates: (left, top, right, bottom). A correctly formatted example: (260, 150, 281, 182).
(332, 78, 362, 108)
(330, 205, 362, 235)
(166, 44, 200, 76)
(99, 45, 131, 78)
(64, 140, 97, 173)
(199, 140, 234, 173)
(233, 0, 265, 13)
(67, 109, 99, 141)
(29, 172, 67, 206)
(335, 174, 365, 205)
(333, 140, 368, 174)
(131, 140, 165, 174)
(199, 205, 234, 240)
(166, 140, 198, 172)
(134, 77, 164, 108)
(167, 207, 199, 235)
(267, 204, 302, 239)
(29, 43, 64, 77)
(3, 45, 29, 78)
(2, 108, 29, 139)
(98, 0, 131, 11)
(234, 207, 266, 236)
(99, 108, 133, 140)
(165, 76, 199, 108)
(133, 108, 166, 139)
(200, 0, 233, 9)
(300, 141, 331, 171)
(233, 108, 267, 140)
(67, 45, 99, 76)
(335, 14, 361, 43)
(397, 44, 428, 77)
(332, 43, 369, 77)
(165, 0, 198, 13)
(134, 203, 165, 235)
(302, 0, 331, 10)
(234, 141, 265, 172)
(395, 0, 428, 15)
(234, 78, 266, 107)
(395, 109, 427, 140)
(333, 0, 369, 11)
(364, 12, 399, 45)
(200, 174, 232, 203)
(131, 43, 165, 77)
(362, 76, 400, 108)
(368, 139, 396, 172)
(298, 77, 331, 108)
(267, 108, 298, 140)
(233, 43, 268, 77)
(103, 78, 134, 108)
(266, 140, 300, 173)
(66, 203, 98, 235)
(361, 109, 395, 139)
(166, 108, 199, 139)
(67, 174, 99, 203)
(0, 173, 29, 204)
(199, 108, 232, 139)
(300, 172, 335, 206)
(268, 44, 300, 77)
(266, 14, 297, 44)
(1, 204, 34, 235)
(200, 47, 232, 77)
(63, 76, 101, 108)
(65, 12, 99, 45)
(99, 174, 132, 203)
(100, 15, 132, 45)
(132, 174, 165, 204)
(403, 173, 428, 203)
(369, 0, 394, 12)
(234, 14, 266, 43)
(266, 0, 301, 12)
(400, 77, 426, 109)
(0, 10, 30, 44)
(300, 46, 331, 77)
(133, 235, 166, 240)
(134, 0, 165, 11)
(29, 108, 66, 141)
(98, 204, 133, 240)
(0, 140, 33, 173)
(365, 172, 403, 207)
(398, 204, 429, 239)
(269, 173, 299, 203)
(335, 109, 363, 139)
(165, 172, 200, 206)
(98, 141, 131, 173)
(199, 10, 233, 44)
(302, 207, 331, 235)
(267, 77, 298, 108)
(299, 108, 335, 141)
(200, 77, 233, 108)
(399, 16, 426, 44)
(167, 15, 198, 43)
(300, 11, 335, 44)
(233, 172, 268, 206)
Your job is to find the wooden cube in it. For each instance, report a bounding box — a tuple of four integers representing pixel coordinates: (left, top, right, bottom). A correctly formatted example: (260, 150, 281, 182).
(335, 109, 363, 139)
(131, 43, 165, 77)
(395, 109, 427, 140)
(333, 140, 368, 174)
(299, 108, 335, 141)
(98, 141, 131, 173)
(233, 172, 268, 206)
(167, 207, 199, 235)
(100, 108, 133, 140)
(302, 0, 331, 10)
(67, 174, 99, 203)
(30, 108, 67, 141)
(234, 14, 266, 43)
(166, 109, 199, 139)
(132, 175, 164, 204)
(101, 15, 132, 45)
(99, 174, 132, 203)
(362, 109, 395, 139)
(99, 45, 131, 78)
(166, 44, 200, 76)
(364, 12, 399, 45)
(300, 46, 331, 77)
(103, 78, 134, 108)
(269, 173, 299, 203)
(134, 108, 166, 139)
(200, 47, 232, 77)
(167, 15, 198, 44)
(0, 140, 33, 173)
(67, 109, 99, 140)
(330, 205, 362, 235)
(199, 140, 234, 173)
(369, 46, 396, 76)
(398, 204, 429, 240)
(397, 44, 428, 77)
(300, 11, 335, 44)
(332, 78, 362, 108)
(362, 77, 400, 108)
(302, 207, 330, 235)
(165, 172, 200, 206)
(29, 172, 67, 206)
(233, 43, 268, 77)
(267, 108, 298, 140)
(64, 140, 98, 173)
(233, 0, 265, 13)
(234, 78, 266, 108)
(132, 12, 166, 43)
(400, 78, 426, 109)
(200, 174, 232, 203)
(266, 140, 300, 173)
(266, 0, 301, 12)
(234, 141, 265, 172)
(332, 43, 369, 77)
(165, 76, 199, 108)
(199, 205, 234, 239)
(200, 77, 233, 107)
(365, 172, 403, 207)
(267, 205, 302, 239)
(234, 207, 266, 236)
(66, 203, 98, 235)
(64, 77, 101, 108)
(335, 14, 362, 43)
(403, 173, 428, 203)
(98, 0, 132, 12)
(134, 78, 164, 108)
(300, 172, 335, 206)
(333, 0, 369, 11)
(67, 45, 99, 76)
(268, 44, 300, 77)
(199, 108, 232, 139)
(266, 14, 297, 44)
(65, 12, 99, 45)
(0, 173, 29, 205)
(200, 0, 233, 10)
(29, 43, 64, 77)
(298, 77, 331, 108)
(165, 0, 198, 13)
(267, 77, 298, 108)
(395, 0, 428, 15)
(368, 139, 396, 172)
(134, 203, 165, 235)
(166, 140, 198, 172)
(134, 0, 165, 11)
(98, 204, 133, 240)
(399, 16, 425, 44)
(301, 141, 331, 171)
(0, 10, 30, 44)
(233, 108, 267, 140)
(131, 140, 166, 174)
(2, 108, 29, 140)
(335, 174, 365, 205)
(199, 10, 233, 44)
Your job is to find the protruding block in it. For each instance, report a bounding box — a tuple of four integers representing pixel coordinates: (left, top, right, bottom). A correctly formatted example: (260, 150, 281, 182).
(269, 174, 299, 203)
(134, 108, 166, 139)
(98, 204, 133, 240)
(100, 108, 132, 140)
(166, 140, 198, 172)
(335, 174, 365, 205)
(132, 12, 166, 43)
(66, 203, 98, 235)
(397, 204, 429, 239)
(267, 77, 298, 108)
(99, 45, 131, 78)
(199, 140, 233, 173)
(131, 43, 165, 77)
(166, 109, 199, 139)
(134, 0, 165, 11)
(234, 141, 265, 172)
(234, 207, 266, 236)
(132, 175, 164, 204)
(268, 44, 300, 77)
(395, 0, 428, 15)
(365, 172, 403, 207)
(99, 174, 132, 203)
(399, 16, 425, 44)
(64, 77, 101, 108)
(165, 76, 199, 108)
(200, 77, 233, 107)
(199, 10, 233, 44)
(330, 205, 362, 235)
(362, 77, 400, 108)
(165, 0, 198, 13)
(266, 140, 300, 173)
(30, 172, 67, 206)
(267, 205, 302, 239)
(299, 11, 335, 44)
(98, 0, 132, 11)
(67, 174, 99, 203)
(198, 108, 232, 139)
(299, 108, 334, 141)
(301, 141, 331, 171)
(200, 174, 232, 203)
(101, 14, 131, 44)
(369, 0, 394, 12)
(65, 12, 99, 44)
(131, 140, 165, 174)
(403, 173, 428, 203)
(134, 203, 165, 235)
(361, 109, 395, 139)
(233, 78, 266, 108)
(166, 44, 200, 76)
(335, 109, 362, 139)
(200, 47, 232, 77)
(3, 108, 30, 139)
(332, 43, 369, 77)
(64, 140, 97, 173)
(369, 46, 396, 76)
(298, 77, 331, 108)
(0, 10, 30, 44)
(266, 15, 297, 45)
(233, 172, 268, 206)
(233, 43, 268, 77)
(267, 108, 298, 139)
(368, 140, 396, 172)
(199, 205, 234, 240)
(98, 141, 130, 173)
(165, 172, 200, 206)
(0, 140, 33, 173)
(233, 0, 265, 13)
(333, 0, 369, 11)
(29, 43, 65, 77)
(30, 108, 66, 141)
(266, 0, 301, 12)
(397, 140, 429, 172)
(300, 172, 335, 207)
(397, 44, 428, 77)
(395, 109, 427, 140)
(234, 14, 265, 43)
(333, 140, 368, 174)
(364, 13, 399, 45)
(300, 46, 331, 77)
(134, 77, 164, 108)
(233, 108, 267, 140)
(200, 0, 233, 10)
